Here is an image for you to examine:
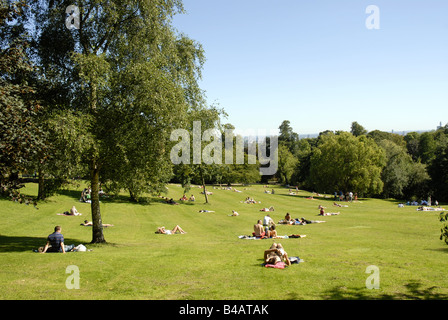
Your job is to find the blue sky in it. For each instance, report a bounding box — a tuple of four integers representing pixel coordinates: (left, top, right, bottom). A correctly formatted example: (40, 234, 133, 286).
(173, 0, 448, 136)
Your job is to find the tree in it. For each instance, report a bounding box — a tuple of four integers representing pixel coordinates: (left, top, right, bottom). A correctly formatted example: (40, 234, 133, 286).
(367, 129, 406, 148)
(309, 132, 386, 195)
(35, 0, 207, 243)
(439, 212, 448, 246)
(376, 139, 428, 199)
(0, 0, 46, 194)
(350, 121, 367, 137)
(35, 110, 94, 200)
(278, 120, 299, 155)
(428, 141, 448, 202)
(404, 131, 421, 162)
(276, 145, 298, 185)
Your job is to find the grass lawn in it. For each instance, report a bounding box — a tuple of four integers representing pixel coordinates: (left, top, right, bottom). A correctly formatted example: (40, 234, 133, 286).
(1, 182, 447, 300)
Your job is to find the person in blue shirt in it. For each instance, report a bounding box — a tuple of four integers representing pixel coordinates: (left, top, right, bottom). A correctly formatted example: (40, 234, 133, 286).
(41, 226, 74, 253)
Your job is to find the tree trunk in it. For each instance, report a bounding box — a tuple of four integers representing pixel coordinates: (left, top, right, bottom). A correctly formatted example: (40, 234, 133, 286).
(37, 165, 45, 200)
(129, 189, 138, 202)
(90, 160, 106, 243)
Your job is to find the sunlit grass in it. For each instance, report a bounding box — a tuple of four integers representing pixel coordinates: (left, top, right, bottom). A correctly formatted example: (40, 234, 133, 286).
(0, 182, 447, 300)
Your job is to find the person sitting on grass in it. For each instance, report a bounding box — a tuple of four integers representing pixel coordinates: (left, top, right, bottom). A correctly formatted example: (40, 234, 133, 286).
(267, 225, 278, 238)
(41, 226, 74, 253)
(230, 210, 239, 216)
(253, 220, 266, 238)
(155, 225, 187, 235)
(80, 220, 114, 227)
(166, 198, 179, 205)
(70, 206, 82, 215)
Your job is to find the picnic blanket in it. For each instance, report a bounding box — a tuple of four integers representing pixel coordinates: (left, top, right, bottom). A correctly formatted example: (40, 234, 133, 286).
(263, 257, 304, 269)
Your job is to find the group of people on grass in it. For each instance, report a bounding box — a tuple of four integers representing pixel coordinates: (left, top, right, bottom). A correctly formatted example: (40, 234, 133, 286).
(80, 186, 107, 203)
(40, 185, 335, 264)
(252, 215, 307, 240)
(278, 212, 326, 225)
(243, 197, 258, 204)
(179, 194, 195, 201)
(334, 191, 357, 202)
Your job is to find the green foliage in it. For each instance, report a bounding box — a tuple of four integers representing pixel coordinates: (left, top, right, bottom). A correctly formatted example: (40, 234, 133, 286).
(276, 145, 298, 185)
(377, 139, 424, 199)
(439, 212, 448, 245)
(428, 142, 448, 202)
(278, 120, 299, 155)
(310, 132, 386, 195)
(350, 121, 367, 137)
(2, 183, 448, 300)
(0, 0, 46, 193)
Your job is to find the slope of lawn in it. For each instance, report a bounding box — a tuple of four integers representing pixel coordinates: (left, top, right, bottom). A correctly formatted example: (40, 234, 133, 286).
(0, 183, 447, 300)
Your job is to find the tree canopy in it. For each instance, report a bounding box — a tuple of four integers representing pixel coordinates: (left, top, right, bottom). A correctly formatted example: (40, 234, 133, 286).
(309, 132, 386, 195)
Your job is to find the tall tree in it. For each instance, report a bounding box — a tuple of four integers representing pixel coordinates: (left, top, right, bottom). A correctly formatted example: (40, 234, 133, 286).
(350, 121, 368, 137)
(0, 0, 46, 194)
(377, 139, 429, 199)
(276, 145, 298, 185)
(310, 132, 386, 195)
(278, 120, 299, 155)
(35, 0, 207, 243)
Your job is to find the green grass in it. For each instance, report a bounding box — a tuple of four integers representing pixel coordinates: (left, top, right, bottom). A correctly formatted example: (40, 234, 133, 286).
(1, 183, 447, 300)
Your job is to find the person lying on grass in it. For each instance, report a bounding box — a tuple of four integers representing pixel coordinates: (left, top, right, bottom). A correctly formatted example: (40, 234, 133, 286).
(279, 214, 326, 225)
(299, 217, 326, 224)
(264, 243, 291, 266)
(155, 225, 187, 235)
(80, 220, 114, 227)
(319, 207, 340, 216)
(57, 206, 82, 216)
(334, 202, 348, 208)
(198, 209, 215, 213)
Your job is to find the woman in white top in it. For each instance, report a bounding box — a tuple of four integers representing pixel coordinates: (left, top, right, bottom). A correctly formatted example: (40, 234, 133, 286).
(156, 225, 187, 235)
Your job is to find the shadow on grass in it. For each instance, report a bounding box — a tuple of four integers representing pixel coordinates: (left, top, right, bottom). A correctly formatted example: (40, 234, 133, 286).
(0, 234, 86, 253)
(55, 189, 162, 206)
(321, 281, 448, 300)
